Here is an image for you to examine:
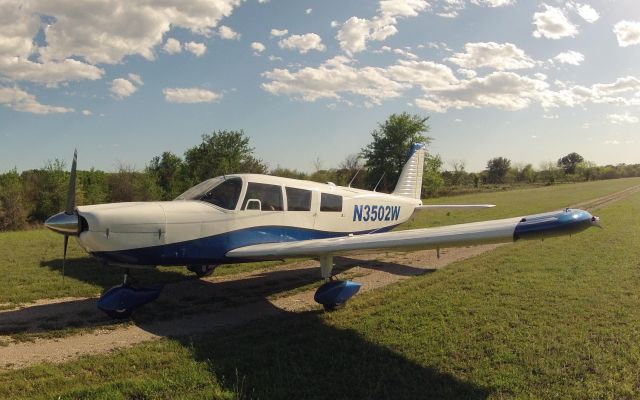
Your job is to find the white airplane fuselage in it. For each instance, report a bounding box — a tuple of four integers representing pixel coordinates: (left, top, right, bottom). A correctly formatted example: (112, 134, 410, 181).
(75, 174, 421, 266)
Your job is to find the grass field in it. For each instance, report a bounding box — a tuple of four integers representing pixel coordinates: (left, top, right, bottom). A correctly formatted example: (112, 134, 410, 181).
(0, 177, 638, 310)
(0, 179, 638, 398)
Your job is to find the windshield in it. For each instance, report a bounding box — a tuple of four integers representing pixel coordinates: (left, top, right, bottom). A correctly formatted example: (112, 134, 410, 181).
(175, 177, 243, 211)
(175, 177, 224, 201)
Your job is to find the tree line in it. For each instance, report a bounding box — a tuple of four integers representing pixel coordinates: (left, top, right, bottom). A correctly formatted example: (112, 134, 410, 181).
(1, 112, 638, 231)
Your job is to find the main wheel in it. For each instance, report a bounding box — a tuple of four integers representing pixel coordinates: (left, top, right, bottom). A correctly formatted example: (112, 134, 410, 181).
(102, 308, 133, 319)
(187, 264, 217, 278)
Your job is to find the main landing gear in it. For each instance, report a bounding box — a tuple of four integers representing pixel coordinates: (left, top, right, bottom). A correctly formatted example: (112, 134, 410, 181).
(313, 255, 362, 311)
(187, 264, 217, 278)
(97, 269, 163, 319)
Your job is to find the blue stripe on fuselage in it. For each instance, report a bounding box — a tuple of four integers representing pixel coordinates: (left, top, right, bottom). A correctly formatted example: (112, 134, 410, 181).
(91, 225, 397, 266)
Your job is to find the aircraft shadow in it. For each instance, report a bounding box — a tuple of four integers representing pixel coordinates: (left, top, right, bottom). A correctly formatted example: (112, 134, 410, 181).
(166, 306, 491, 399)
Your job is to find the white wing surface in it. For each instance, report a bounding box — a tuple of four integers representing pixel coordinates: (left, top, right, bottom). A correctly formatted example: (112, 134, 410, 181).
(226, 209, 598, 259)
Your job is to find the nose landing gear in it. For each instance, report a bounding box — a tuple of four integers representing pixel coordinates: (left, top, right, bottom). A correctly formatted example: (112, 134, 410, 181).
(97, 269, 163, 319)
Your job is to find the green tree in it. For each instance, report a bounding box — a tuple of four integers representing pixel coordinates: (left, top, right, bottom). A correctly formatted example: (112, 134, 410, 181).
(557, 152, 584, 175)
(362, 112, 432, 192)
(423, 154, 444, 196)
(147, 152, 185, 200)
(183, 130, 267, 184)
(486, 157, 511, 184)
(0, 169, 28, 230)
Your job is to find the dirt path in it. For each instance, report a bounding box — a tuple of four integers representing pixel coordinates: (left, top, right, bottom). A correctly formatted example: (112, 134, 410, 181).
(0, 184, 637, 370)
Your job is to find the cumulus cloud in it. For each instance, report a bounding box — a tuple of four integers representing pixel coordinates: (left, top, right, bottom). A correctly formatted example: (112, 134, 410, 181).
(447, 42, 536, 70)
(270, 28, 289, 37)
(614, 21, 640, 47)
(251, 42, 266, 54)
(82, 109, 92, 116)
(0, 86, 73, 114)
(261, 51, 640, 113)
(336, 0, 428, 54)
(572, 3, 599, 23)
(305, 8, 312, 15)
(607, 113, 638, 124)
(471, 0, 515, 7)
(163, 87, 221, 103)
(533, 5, 578, 39)
(0, 0, 242, 86)
(185, 42, 207, 56)
(218, 25, 239, 40)
(278, 33, 326, 54)
(261, 56, 408, 104)
(110, 76, 142, 99)
(164, 38, 182, 54)
(552, 50, 584, 65)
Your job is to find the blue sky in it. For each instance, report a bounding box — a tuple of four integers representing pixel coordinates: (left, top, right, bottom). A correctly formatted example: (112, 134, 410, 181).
(0, 0, 639, 173)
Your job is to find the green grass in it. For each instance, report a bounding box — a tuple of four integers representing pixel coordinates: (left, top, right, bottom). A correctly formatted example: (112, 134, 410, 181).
(0, 182, 639, 398)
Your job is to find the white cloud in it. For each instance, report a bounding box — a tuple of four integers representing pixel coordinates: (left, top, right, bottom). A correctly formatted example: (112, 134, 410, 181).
(218, 25, 239, 40)
(336, 0, 428, 55)
(278, 33, 326, 54)
(448, 42, 536, 70)
(270, 28, 289, 37)
(185, 42, 207, 57)
(261, 56, 408, 104)
(607, 113, 639, 124)
(251, 42, 266, 53)
(0, 0, 241, 86)
(415, 71, 550, 112)
(0, 57, 103, 84)
(305, 8, 312, 15)
(110, 77, 141, 99)
(268, 55, 282, 62)
(163, 87, 221, 103)
(330, 21, 339, 28)
(387, 60, 459, 90)
(164, 38, 182, 54)
(471, 0, 515, 7)
(573, 3, 599, 23)
(128, 73, 143, 86)
(457, 68, 477, 78)
(604, 140, 620, 145)
(379, 0, 429, 17)
(393, 48, 418, 59)
(82, 109, 92, 116)
(614, 21, 640, 47)
(533, 5, 578, 39)
(552, 50, 584, 65)
(0, 86, 73, 114)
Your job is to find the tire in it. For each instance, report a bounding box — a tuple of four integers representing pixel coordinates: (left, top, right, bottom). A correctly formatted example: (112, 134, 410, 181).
(103, 308, 133, 319)
(188, 264, 217, 278)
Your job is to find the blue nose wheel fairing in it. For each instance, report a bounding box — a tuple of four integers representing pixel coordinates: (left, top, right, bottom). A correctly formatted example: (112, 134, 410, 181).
(97, 284, 164, 319)
(314, 280, 362, 311)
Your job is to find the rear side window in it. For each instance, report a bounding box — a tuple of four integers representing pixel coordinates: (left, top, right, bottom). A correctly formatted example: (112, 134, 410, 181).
(242, 182, 283, 211)
(320, 193, 342, 212)
(286, 187, 312, 211)
(199, 178, 242, 210)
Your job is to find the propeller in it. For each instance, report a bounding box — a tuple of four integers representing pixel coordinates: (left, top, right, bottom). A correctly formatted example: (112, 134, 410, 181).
(44, 150, 79, 281)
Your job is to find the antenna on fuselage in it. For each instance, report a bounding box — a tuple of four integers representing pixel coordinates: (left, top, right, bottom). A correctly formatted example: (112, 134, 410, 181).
(347, 165, 363, 188)
(373, 172, 385, 192)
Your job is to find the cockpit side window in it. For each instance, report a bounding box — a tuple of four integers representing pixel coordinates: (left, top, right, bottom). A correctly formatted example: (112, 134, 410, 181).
(285, 187, 311, 211)
(200, 178, 243, 210)
(242, 182, 283, 211)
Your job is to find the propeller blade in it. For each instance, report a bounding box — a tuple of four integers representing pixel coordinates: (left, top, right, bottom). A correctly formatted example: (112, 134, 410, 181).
(65, 149, 77, 215)
(63, 235, 69, 283)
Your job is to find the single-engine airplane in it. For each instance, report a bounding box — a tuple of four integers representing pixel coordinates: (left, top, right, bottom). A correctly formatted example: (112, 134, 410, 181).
(45, 145, 600, 318)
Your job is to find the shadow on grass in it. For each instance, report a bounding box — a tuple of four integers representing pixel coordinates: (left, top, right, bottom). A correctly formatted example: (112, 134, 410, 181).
(171, 307, 491, 400)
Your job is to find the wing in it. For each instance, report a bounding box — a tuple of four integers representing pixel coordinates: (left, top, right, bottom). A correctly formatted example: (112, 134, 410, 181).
(414, 204, 496, 210)
(226, 209, 598, 259)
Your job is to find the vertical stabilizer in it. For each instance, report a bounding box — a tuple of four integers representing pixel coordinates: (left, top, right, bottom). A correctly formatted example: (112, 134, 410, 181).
(392, 143, 425, 199)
